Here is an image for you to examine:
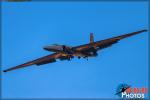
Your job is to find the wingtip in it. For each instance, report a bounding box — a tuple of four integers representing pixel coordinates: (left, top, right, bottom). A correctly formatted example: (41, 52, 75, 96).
(3, 70, 7, 72)
(141, 29, 148, 32)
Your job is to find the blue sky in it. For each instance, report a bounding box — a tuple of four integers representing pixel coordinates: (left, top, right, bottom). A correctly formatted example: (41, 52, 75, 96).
(2, 1, 148, 99)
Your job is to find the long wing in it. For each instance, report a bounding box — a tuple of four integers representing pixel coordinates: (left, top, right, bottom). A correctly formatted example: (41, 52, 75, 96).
(3, 53, 63, 72)
(73, 29, 147, 52)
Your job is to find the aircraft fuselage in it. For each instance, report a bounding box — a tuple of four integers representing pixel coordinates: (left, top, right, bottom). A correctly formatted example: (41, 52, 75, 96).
(43, 45, 97, 58)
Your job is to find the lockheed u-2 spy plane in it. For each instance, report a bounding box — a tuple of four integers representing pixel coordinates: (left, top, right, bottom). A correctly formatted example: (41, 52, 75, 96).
(3, 29, 147, 72)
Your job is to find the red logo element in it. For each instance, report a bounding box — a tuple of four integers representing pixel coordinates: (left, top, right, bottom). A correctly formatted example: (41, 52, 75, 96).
(126, 88, 131, 93)
(125, 87, 148, 94)
(141, 87, 148, 94)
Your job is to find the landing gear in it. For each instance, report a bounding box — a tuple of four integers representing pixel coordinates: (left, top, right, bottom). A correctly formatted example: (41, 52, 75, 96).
(67, 57, 71, 61)
(85, 57, 88, 61)
(86, 57, 88, 61)
(83, 56, 88, 61)
(67, 55, 74, 61)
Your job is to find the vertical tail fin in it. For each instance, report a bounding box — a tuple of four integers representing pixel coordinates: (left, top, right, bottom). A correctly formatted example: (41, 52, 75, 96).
(90, 33, 94, 43)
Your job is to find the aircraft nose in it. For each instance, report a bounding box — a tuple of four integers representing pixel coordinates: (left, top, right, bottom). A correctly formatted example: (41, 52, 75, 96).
(43, 46, 56, 51)
(43, 46, 49, 50)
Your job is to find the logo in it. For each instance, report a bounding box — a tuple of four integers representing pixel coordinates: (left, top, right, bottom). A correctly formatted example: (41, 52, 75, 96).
(115, 83, 148, 99)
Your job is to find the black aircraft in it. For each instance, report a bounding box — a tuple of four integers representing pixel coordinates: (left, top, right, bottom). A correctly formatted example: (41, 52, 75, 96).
(3, 29, 147, 72)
